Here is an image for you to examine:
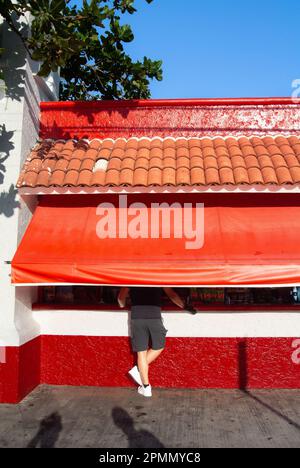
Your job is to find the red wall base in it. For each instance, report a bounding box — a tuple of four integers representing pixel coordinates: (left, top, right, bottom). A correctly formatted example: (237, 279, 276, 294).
(0, 336, 40, 404)
(40, 336, 300, 389)
(1, 336, 300, 403)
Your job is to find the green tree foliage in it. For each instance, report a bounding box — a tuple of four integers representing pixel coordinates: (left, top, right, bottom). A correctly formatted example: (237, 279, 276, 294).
(0, 0, 163, 100)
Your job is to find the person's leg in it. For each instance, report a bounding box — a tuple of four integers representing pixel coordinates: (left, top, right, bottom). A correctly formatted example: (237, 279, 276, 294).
(146, 348, 164, 364)
(137, 350, 149, 385)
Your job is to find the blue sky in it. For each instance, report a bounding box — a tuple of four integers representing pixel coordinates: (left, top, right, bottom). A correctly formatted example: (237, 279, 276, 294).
(73, 1, 300, 98)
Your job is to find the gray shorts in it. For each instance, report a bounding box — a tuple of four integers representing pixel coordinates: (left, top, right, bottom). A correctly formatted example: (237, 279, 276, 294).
(130, 318, 168, 352)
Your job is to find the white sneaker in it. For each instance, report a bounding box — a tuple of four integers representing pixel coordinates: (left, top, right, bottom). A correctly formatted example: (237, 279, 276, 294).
(138, 384, 152, 398)
(128, 365, 143, 386)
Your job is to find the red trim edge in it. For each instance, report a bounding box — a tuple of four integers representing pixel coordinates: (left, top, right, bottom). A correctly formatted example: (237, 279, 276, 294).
(40, 97, 299, 111)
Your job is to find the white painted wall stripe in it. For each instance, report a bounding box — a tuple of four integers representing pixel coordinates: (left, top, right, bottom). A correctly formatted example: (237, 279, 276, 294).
(32, 310, 300, 338)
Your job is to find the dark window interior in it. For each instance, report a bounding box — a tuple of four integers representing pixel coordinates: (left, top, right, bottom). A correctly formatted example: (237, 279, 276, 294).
(35, 286, 300, 309)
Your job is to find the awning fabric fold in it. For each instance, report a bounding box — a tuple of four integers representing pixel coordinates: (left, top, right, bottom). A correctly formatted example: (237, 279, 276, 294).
(11, 193, 300, 286)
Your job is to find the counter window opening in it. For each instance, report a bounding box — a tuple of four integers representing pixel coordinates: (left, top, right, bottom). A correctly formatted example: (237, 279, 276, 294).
(33, 286, 300, 311)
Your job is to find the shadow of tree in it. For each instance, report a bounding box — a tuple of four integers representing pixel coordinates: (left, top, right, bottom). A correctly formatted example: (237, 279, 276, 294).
(0, 184, 20, 217)
(112, 406, 165, 449)
(238, 340, 300, 432)
(0, 12, 28, 102)
(26, 412, 63, 448)
(0, 123, 15, 185)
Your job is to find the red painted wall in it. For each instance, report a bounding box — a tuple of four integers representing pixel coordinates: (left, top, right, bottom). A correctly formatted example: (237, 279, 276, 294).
(40, 336, 300, 390)
(39, 98, 300, 140)
(1, 335, 300, 403)
(0, 337, 40, 404)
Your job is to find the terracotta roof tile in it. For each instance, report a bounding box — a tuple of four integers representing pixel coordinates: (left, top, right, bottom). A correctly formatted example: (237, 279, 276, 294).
(238, 137, 251, 147)
(150, 147, 163, 158)
(138, 138, 152, 149)
(226, 137, 239, 147)
(241, 146, 256, 157)
(177, 156, 190, 169)
(248, 167, 264, 184)
(114, 139, 127, 150)
(98, 148, 111, 160)
(36, 170, 50, 187)
(67, 159, 81, 171)
(89, 139, 102, 150)
(49, 170, 65, 186)
(290, 166, 300, 183)
(106, 168, 120, 186)
(202, 146, 215, 158)
(72, 148, 86, 160)
(217, 156, 232, 169)
(215, 146, 230, 158)
(80, 159, 95, 171)
(188, 139, 201, 149)
(54, 159, 69, 171)
(205, 167, 220, 185)
(267, 144, 282, 156)
(135, 158, 149, 170)
(200, 138, 214, 148)
(276, 166, 293, 184)
(163, 157, 177, 169)
(111, 148, 125, 159)
(148, 167, 163, 185)
(125, 139, 139, 150)
(284, 154, 299, 167)
(137, 148, 150, 159)
(133, 167, 148, 186)
(175, 138, 188, 148)
(151, 138, 163, 148)
(91, 170, 106, 186)
(254, 145, 269, 157)
(149, 157, 163, 169)
(121, 157, 135, 171)
(271, 155, 288, 169)
(203, 156, 218, 170)
(190, 156, 204, 169)
(77, 170, 93, 186)
(177, 147, 189, 158)
(163, 138, 176, 149)
(233, 167, 250, 184)
(120, 169, 134, 186)
(275, 136, 289, 146)
(231, 156, 247, 169)
(257, 155, 273, 168)
(27, 158, 43, 173)
(219, 167, 235, 184)
(261, 167, 278, 184)
(107, 158, 122, 171)
(190, 167, 205, 185)
(176, 167, 190, 185)
(163, 167, 176, 185)
(190, 147, 202, 158)
(101, 139, 114, 150)
(244, 155, 260, 169)
(17, 136, 300, 189)
(280, 145, 295, 156)
(85, 148, 99, 161)
(64, 169, 79, 186)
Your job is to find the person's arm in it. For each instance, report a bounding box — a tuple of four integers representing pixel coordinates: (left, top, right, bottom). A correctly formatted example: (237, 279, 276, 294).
(118, 287, 129, 308)
(163, 287, 185, 308)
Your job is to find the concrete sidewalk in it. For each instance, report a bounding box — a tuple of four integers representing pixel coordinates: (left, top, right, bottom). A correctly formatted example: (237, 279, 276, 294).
(0, 385, 299, 448)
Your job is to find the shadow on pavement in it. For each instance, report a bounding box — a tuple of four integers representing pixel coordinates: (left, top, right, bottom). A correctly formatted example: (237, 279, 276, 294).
(238, 340, 300, 431)
(27, 412, 63, 448)
(112, 407, 165, 449)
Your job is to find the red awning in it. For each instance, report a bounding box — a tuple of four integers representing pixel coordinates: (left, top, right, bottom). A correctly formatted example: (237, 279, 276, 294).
(11, 193, 300, 286)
